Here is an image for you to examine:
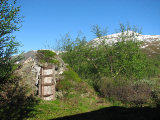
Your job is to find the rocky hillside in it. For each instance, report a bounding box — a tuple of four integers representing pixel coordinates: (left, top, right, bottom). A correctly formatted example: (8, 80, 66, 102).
(89, 31, 160, 57)
(90, 31, 160, 45)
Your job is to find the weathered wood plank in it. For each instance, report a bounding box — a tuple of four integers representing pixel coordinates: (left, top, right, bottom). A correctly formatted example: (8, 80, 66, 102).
(41, 75, 53, 77)
(41, 83, 54, 86)
(44, 69, 54, 75)
(44, 77, 53, 84)
(42, 66, 54, 69)
(43, 94, 53, 97)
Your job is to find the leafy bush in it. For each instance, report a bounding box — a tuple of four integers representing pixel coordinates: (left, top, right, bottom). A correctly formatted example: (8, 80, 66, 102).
(123, 83, 152, 106)
(56, 66, 92, 98)
(63, 66, 82, 82)
(98, 77, 153, 106)
(0, 75, 39, 120)
(56, 66, 82, 91)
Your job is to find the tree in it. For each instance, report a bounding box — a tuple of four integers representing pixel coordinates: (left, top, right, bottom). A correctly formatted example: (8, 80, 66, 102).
(0, 1, 39, 119)
(60, 24, 155, 84)
(0, 0, 21, 83)
(91, 24, 107, 38)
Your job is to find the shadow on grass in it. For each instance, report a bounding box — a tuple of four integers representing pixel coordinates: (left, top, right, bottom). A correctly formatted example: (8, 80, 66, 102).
(50, 106, 160, 120)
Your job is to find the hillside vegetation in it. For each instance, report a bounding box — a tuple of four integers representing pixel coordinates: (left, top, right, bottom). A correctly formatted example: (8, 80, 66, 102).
(27, 24, 160, 120)
(1, 1, 160, 120)
(28, 66, 110, 120)
(59, 24, 160, 107)
(1, 7, 160, 119)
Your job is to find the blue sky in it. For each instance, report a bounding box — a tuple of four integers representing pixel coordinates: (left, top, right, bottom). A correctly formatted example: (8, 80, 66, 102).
(14, 0, 160, 52)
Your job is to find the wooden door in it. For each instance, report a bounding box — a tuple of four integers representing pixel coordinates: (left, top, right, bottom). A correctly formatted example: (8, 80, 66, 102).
(39, 65, 55, 100)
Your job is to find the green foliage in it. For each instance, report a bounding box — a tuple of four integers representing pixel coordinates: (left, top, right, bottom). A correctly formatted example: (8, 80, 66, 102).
(63, 66, 82, 82)
(91, 24, 108, 38)
(61, 24, 154, 82)
(0, 1, 39, 119)
(56, 66, 82, 92)
(110, 40, 148, 79)
(0, 0, 22, 83)
(98, 77, 153, 106)
(28, 66, 110, 120)
(38, 50, 56, 58)
(0, 75, 39, 120)
(58, 24, 160, 106)
(36, 50, 59, 65)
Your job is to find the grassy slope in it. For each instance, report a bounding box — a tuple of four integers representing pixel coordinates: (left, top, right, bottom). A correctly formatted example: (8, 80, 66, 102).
(27, 66, 111, 120)
(28, 97, 111, 120)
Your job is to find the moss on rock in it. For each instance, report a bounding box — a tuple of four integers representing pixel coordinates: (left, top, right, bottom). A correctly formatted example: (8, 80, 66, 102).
(36, 50, 59, 65)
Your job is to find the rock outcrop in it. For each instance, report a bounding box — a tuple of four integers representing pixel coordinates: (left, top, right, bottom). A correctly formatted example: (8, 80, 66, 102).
(16, 50, 66, 100)
(90, 31, 160, 46)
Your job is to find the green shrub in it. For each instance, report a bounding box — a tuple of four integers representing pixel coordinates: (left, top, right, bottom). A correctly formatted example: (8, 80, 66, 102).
(56, 66, 82, 92)
(63, 66, 82, 82)
(151, 90, 160, 107)
(0, 75, 39, 120)
(98, 77, 153, 106)
(56, 79, 73, 91)
(56, 66, 93, 99)
(134, 78, 160, 107)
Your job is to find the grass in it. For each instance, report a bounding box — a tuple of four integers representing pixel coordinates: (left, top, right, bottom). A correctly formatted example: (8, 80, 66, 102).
(27, 95, 111, 120)
(26, 63, 160, 120)
(27, 66, 112, 120)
